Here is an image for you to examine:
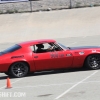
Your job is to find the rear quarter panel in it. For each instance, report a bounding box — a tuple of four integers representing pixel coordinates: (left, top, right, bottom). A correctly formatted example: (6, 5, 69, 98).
(0, 46, 35, 72)
(0, 53, 12, 72)
(10, 46, 35, 72)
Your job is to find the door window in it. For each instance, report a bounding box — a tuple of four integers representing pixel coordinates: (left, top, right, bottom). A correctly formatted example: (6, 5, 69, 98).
(30, 42, 63, 53)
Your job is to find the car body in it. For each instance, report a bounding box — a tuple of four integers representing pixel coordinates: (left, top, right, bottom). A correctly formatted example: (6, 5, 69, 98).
(0, 39, 100, 77)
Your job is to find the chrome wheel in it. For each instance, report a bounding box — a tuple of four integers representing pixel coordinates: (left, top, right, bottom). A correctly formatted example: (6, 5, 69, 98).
(86, 55, 100, 70)
(10, 62, 28, 78)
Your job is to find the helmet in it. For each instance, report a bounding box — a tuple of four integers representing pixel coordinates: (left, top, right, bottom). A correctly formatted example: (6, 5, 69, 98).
(36, 44, 44, 48)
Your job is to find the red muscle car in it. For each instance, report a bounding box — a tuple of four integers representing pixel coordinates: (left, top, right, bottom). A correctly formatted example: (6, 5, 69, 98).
(0, 39, 100, 78)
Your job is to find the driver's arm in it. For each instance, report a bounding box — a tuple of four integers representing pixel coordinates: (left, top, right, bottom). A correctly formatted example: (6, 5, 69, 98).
(47, 46, 55, 51)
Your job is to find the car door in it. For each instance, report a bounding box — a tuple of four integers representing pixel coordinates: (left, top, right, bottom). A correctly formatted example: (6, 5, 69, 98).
(31, 43, 56, 71)
(33, 52, 55, 71)
(31, 42, 73, 71)
(50, 50, 73, 69)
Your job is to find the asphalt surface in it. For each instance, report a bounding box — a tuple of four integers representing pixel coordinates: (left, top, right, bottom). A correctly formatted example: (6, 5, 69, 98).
(0, 7, 100, 43)
(0, 35, 100, 100)
(0, 7, 100, 100)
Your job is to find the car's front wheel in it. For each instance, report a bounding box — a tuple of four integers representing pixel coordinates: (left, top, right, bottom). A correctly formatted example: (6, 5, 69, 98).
(85, 54, 100, 70)
(9, 62, 29, 78)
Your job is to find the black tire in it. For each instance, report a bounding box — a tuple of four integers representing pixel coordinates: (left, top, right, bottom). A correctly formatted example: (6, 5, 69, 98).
(85, 55, 100, 70)
(9, 62, 29, 78)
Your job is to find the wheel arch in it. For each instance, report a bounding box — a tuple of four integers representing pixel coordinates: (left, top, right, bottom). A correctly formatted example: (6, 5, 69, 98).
(8, 61, 30, 73)
(83, 53, 100, 67)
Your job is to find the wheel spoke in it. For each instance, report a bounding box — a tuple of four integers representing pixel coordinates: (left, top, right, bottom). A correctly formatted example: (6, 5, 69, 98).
(11, 62, 28, 77)
(88, 55, 100, 69)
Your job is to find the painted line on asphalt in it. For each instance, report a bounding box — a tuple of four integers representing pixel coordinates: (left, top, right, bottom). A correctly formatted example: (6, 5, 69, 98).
(3, 79, 100, 90)
(1, 82, 75, 90)
(67, 36, 87, 46)
(69, 42, 77, 45)
(82, 36, 87, 38)
(83, 81, 100, 83)
(55, 70, 98, 99)
(0, 78, 23, 90)
(67, 42, 77, 46)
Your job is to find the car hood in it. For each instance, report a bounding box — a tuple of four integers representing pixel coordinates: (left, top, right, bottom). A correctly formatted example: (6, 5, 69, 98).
(69, 46, 100, 50)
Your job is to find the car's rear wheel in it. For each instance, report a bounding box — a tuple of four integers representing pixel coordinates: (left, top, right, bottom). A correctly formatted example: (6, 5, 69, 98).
(85, 54, 100, 70)
(9, 62, 29, 78)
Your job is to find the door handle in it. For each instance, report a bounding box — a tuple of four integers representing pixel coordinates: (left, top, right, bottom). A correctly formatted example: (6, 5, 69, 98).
(34, 56, 38, 58)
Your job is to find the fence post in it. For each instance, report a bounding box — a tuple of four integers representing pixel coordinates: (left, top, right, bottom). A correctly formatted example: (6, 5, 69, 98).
(30, 0, 32, 12)
(69, 0, 72, 9)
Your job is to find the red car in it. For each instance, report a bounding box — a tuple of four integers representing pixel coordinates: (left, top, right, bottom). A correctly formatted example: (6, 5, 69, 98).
(0, 39, 100, 78)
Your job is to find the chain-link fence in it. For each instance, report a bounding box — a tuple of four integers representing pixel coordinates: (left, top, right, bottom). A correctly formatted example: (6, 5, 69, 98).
(0, 0, 100, 14)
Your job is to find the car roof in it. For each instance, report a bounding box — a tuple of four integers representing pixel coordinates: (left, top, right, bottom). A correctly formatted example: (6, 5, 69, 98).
(18, 39, 56, 47)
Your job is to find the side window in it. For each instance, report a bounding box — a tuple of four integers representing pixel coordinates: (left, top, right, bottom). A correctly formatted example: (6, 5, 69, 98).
(30, 45, 35, 52)
(30, 42, 63, 53)
(43, 43, 52, 49)
(53, 43, 63, 51)
(34, 43, 52, 53)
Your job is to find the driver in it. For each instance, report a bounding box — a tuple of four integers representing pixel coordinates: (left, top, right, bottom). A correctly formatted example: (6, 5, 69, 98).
(47, 46, 55, 51)
(36, 44, 45, 53)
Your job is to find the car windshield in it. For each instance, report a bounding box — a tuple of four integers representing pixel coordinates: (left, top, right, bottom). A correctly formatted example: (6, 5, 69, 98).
(1, 44, 21, 54)
(58, 43, 69, 49)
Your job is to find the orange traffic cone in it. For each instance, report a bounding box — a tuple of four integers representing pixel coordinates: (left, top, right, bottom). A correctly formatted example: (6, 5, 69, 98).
(6, 77, 12, 89)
